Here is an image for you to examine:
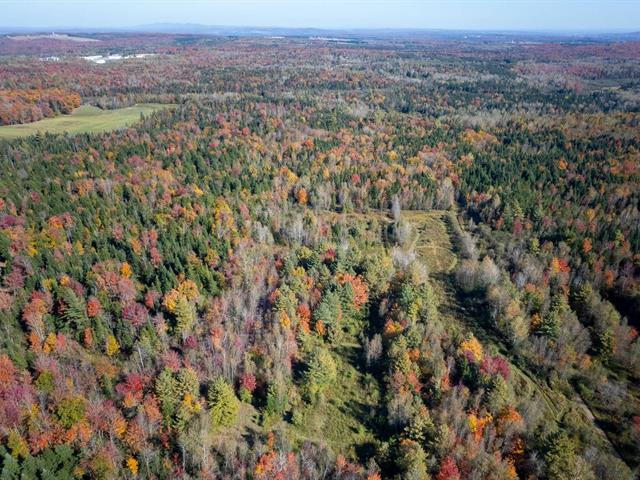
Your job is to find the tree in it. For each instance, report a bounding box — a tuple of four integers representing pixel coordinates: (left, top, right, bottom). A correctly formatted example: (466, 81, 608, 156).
(263, 378, 289, 425)
(17, 445, 79, 480)
(155, 367, 201, 431)
(458, 336, 483, 363)
(296, 187, 308, 205)
(105, 335, 120, 357)
(478, 256, 500, 288)
(545, 433, 596, 480)
(55, 396, 86, 429)
(173, 295, 196, 337)
(7, 430, 29, 459)
(365, 334, 383, 366)
(126, 457, 138, 477)
(396, 439, 429, 480)
(437, 456, 460, 480)
(302, 347, 337, 401)
(313, 291, 342, 341)
(156, 368, 179, 423)
(208, 377, 239, 429)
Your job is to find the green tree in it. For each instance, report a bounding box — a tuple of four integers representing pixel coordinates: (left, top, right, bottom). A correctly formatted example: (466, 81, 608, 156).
(313, 291, 342, 342)
(545, 433, 595, 480)
(302, 347, 337, 401)
(18, 445, 79, 480)
(54, 396, 86, 429)
(174, 295, 196, 336)
(208, 377, 239, 429)
(264, 379, 289, 424)
(57, 286, 89, 337)
(155, 367, 201, 430)
(396, 439, 430, 480)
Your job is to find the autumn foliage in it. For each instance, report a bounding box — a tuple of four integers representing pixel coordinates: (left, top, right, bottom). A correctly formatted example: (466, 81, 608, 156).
(0, 32, 638, 480)
(0, 88, 81, 125)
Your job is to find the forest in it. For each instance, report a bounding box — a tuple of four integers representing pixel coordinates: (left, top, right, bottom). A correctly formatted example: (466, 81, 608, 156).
(0, 33, 638, 479)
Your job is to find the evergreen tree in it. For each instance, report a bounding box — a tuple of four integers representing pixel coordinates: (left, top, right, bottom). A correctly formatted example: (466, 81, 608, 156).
(174, 295, 196, 337)
(208, 377, 239, 429)
(303, 347, 337, 401)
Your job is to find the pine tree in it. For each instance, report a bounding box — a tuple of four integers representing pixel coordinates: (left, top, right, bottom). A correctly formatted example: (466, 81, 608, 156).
(208, 377, 239, 429)
(545, 433, 596, 480)
(155, 367, 201, 430)
(264, 380, 288, 420)
(303, 347, 337, 401)
(173, 295, 196, 337)
(0, 452, 21, 480)
(155, 368, 179, 423)
(313, 291, 342, 342)
(58, 287, 88, 336)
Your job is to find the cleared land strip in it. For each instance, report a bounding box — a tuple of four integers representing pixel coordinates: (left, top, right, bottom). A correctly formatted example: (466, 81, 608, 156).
(405, 210, 625, 463)
(0, 104, 174, 139)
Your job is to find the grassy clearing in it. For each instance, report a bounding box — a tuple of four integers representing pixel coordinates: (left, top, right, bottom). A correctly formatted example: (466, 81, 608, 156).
(295, 209, 456, 460)
(287, 337, 381, 459)
(404, 210, 457, 275)
(318, 209, 455, 276)
(0, 104, 173, 139)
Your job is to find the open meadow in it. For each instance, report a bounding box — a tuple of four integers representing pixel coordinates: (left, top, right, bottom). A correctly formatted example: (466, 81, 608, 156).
(0, 104, 172, 139)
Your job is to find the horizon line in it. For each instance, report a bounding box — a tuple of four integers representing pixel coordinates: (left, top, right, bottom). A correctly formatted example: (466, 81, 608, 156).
(1, 23, 639, 35)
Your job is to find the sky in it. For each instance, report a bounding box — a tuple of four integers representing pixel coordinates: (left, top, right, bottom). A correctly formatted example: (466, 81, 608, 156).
(0, 0, 638, 32)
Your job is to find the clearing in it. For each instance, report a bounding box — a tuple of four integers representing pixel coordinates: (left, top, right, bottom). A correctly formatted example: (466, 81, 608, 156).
(6, 33, 99, 42)
(287, 336, 381, 459)
(0, 104, 173, 139)
(251, 208, 623, 465)
(404, 209, 626, 466)
(285, 209, 458, 459)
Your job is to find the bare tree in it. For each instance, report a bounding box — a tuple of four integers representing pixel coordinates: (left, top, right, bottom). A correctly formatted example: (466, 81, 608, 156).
(460, 232, 478, 260)
(364, 334, 383, 367)
(436, 177, 455, 209)
(391, 194, 402, 222)
(478, 256, 500, 288)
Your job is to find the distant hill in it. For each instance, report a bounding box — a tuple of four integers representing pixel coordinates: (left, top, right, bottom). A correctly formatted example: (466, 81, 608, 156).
(1, 23, 639, 42)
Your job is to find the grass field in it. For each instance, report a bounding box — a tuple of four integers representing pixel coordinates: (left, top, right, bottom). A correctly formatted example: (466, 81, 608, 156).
(287, 338, 381, 459)
(0, 104, 173, 139)
(403, 210, 457, 275)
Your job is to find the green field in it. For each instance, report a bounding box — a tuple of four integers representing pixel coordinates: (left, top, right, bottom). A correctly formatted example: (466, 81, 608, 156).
(0, 104, 173, 139)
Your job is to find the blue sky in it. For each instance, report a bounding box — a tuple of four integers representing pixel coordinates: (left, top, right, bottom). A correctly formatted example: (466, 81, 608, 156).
(0, 0, 638, 31)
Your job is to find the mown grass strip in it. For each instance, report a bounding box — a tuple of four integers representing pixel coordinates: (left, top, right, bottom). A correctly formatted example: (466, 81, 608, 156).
(0, 103, 174, 139)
